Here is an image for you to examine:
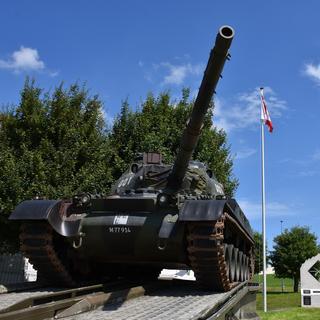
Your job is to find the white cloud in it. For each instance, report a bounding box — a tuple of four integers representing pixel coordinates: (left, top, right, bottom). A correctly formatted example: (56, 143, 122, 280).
(280, 149, 320, 165)
(0, 46, 59, 77)
(0, 46, 45, 72)
(299, 149, 320, 176)
(49, 71, 59, 77)
(238, 198, 295, 221)
(144, 72, 153, 83)
(213, 87, 287, 133)
(280, 149, 320, 175)
(304, 63, 320, 85)
(234, 147, 257, 160)
(100, 108, 114, 128)
(298, 170, 319, 177)
(160, 62, 203, 85)
(312, 149, 320, 161)
(141, 56, 203, 86)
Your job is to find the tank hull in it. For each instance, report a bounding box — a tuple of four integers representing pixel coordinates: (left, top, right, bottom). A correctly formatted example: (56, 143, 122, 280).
(10, 197, 254, 289)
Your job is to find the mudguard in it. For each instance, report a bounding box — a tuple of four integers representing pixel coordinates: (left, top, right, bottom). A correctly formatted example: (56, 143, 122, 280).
(178, 199, 253, 238)
(9, 200, 81, 237)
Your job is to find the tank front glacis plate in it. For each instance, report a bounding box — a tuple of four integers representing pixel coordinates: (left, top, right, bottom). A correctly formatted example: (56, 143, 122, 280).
(79, 198, 188, 268)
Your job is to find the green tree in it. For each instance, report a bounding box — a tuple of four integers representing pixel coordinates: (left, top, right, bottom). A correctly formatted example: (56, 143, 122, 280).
(0, 79, 114, 252)
(253, 231, 263, 274)
(270, 226, 320, 292)
(0, 84, 238, 252)
(253, 231, 270, 275)
(109, 89, 238, 196)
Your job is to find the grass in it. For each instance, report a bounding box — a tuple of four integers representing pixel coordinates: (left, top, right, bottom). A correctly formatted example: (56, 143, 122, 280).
(256, 292, 301, 310)
(253, 274, 320, 319)
(253, 273, 294, 292)
(255, 274, 299, 311)
(257, 308, 320, 320)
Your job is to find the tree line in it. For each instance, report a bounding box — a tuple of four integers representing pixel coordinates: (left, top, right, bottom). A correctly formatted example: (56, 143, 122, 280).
(0, 79, 237, 252)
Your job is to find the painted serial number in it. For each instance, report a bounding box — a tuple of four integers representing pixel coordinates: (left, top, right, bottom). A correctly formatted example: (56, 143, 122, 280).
(108, 226, 131, 233)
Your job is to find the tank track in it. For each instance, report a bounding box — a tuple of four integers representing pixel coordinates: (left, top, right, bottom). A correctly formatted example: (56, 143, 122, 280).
(187, 213, 254, 291)
(20, 222, 76, 286)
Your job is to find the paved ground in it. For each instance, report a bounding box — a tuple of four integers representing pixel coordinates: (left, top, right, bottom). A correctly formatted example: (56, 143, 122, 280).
(67, 285, 229, 320)
(0, 280, 245, 319)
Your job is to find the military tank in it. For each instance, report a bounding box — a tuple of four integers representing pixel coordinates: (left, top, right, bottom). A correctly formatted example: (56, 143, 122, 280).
(10, 25, 254, 291)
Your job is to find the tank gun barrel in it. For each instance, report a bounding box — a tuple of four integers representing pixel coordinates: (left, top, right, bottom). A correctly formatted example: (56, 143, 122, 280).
(167, 25, 234, 191)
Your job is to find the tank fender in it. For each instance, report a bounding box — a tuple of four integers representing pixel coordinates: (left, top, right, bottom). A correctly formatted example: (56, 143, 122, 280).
(179, 199, 227, 221)
(179, 199, 253, 239)
(9, 200, 81, 237)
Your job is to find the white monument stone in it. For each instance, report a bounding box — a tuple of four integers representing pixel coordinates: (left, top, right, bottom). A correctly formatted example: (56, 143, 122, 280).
(300, 253, 320, 307)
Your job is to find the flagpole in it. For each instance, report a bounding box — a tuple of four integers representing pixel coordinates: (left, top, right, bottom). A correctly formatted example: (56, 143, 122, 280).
(260, 86, 272, 313)
(261, 115, 267, 312)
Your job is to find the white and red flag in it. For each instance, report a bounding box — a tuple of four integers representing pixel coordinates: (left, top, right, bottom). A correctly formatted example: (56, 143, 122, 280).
(260, 88, 273, 133)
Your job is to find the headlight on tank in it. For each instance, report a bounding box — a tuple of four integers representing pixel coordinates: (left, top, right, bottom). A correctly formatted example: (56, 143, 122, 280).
(157, 193, 170, 207)
(73, 193, 91, 207)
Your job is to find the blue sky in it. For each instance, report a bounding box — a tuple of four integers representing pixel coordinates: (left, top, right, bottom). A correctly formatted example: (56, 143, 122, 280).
(1, 1, 320, 249)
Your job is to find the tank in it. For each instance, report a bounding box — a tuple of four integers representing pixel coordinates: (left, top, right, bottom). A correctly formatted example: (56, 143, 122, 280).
(10, 25, 254, 291)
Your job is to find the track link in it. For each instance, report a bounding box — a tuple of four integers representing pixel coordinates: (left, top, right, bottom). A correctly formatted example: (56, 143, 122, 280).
(187, 213, 254, 291)
(20, 222, 76, 286)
